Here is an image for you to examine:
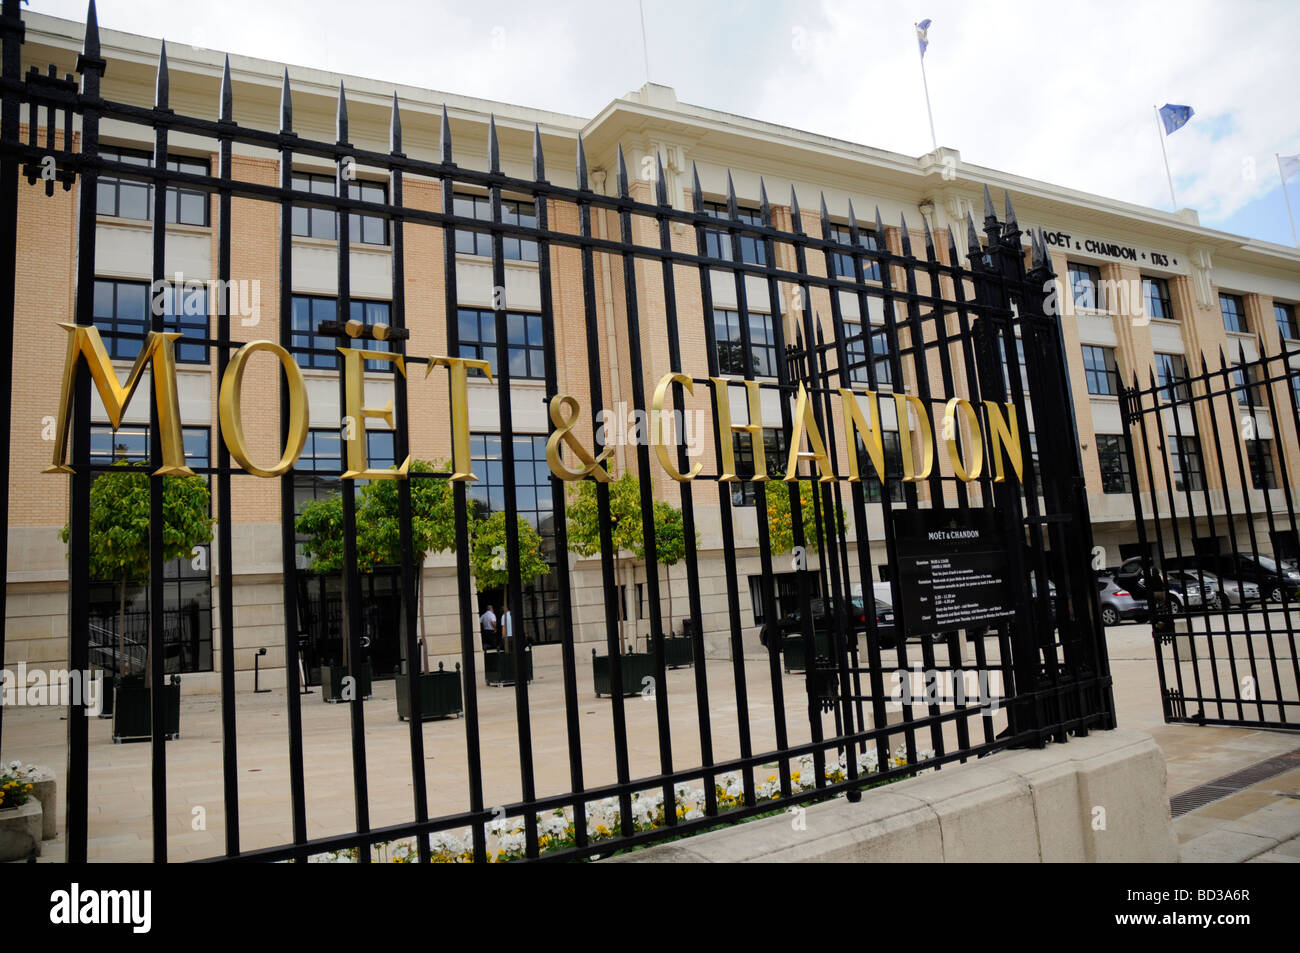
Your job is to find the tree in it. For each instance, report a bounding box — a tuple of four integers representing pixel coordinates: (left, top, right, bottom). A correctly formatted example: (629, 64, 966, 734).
(296, 460, 463, 671)
(764, 480, 844, 557)
(61, 460, 214, 677)
(468, 510, 550, 642)
(565, 472, 692, 644)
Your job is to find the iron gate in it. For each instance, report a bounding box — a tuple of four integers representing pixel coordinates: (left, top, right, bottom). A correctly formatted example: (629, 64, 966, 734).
(1120, 343, 1300, 729)
(0, 0, 1114, 862)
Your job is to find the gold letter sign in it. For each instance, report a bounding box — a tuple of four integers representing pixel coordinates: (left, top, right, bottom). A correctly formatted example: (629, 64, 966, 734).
(546, 394, 612, 481)
(47, 324, 189, 476)
(219, 340, 309, 478)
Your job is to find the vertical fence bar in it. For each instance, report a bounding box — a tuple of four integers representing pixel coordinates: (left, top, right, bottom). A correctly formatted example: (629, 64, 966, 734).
(0, 0, 23, 757)
(213, 55, 240, 855)
(275, 68, 309, 858)
(437, 107, 488, 863)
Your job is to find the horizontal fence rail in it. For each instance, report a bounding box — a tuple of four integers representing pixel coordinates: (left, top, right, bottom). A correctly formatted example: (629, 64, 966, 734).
(0, 0, 1115, 863)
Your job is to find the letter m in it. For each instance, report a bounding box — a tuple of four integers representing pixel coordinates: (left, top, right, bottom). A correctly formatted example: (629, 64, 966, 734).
(45, 324, 192, 476)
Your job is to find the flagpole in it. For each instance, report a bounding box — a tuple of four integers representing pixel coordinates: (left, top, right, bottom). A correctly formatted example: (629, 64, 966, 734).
(917, 25, 937, 152)
(1278, 154, 1299, 248)
(1154, 105, 1178, 210)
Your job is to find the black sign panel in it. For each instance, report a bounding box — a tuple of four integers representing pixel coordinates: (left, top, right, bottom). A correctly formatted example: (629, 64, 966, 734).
(890, 508, 1014, 636)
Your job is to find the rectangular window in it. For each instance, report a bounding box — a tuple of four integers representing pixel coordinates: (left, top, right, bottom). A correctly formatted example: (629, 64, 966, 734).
(1142, 277, 1173, 320)
(702, 201, 767, 266)
(844, 324, 892, 386)
(1096, 434, 1132, 494)
(1082, 345, 1119, 396)
(96, 147, 210, 226)
(292, 428, 395, 515)
(861, 430, 906, 503)
(1233, 363, 1264, 408)
(748, 572, 822, 625)
(1275, 302, 1299, 341)
(714, 309, 777, 378)
(290, 295, 392, 370)
(452, 192, 539, 262)
(1220, 293, 1248, 334)
(456, 308, 546, 380)
(828, 224, 882, 281)
(291, 171, 388, 245)
(469, 433, 560, 643)
(733, 428, 788, 506)
(1247, 439, 1276, 490)
(1154, 352, 1189, 403)
(1170, 435, 1205, 492)
(1069, 263, 1102, 310)
(1001, 335, 1028, 394)
(92, 278, 208, 363)
(87, 426, 213, 674)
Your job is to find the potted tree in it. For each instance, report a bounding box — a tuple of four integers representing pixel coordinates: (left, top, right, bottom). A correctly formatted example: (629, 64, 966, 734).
(60, 460, 212, 742)
(469, 510, 549, 686)
(567, 472, 694, 692)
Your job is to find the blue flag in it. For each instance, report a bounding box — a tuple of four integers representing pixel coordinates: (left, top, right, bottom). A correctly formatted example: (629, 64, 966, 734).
(1159, 104, 1194, 136)
(916, 19, 932, 58)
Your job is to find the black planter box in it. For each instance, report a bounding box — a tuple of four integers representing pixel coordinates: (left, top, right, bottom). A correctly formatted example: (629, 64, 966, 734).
(395, 664, 463, 721)
(320, 661, 373, 703)
(781, 632, 831, 674)
(98, 673, 114, 719)
(663, 637, 694, 669)
(592, 649, 657, 697)
(484, 647, 533, 686)
(112, 675, 181, 743)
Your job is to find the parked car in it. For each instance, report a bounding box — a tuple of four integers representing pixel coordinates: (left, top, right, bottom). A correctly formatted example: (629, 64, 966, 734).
(1164, 570, 1215, 612)
(1187, 570, 1260, 608)
(776, 592, 898, 649)
(1157, 553, 1300, 605)
(1094, 574, 1149, 627)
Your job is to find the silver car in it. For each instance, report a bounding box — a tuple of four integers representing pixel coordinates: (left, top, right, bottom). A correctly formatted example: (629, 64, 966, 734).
(1180, 569, 1259, 607)
(1166, 571, 1215, 612)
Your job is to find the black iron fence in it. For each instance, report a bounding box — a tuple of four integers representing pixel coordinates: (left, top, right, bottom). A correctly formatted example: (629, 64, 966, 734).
(0, 0, 1115, 863)
(1120, 342, 1300, 729)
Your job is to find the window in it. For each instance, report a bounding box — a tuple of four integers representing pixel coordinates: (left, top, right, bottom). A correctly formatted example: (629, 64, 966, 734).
(469, 433, 561, 643)
(702, 201, 766, 266)
(714, 309, 778, 377)
(1220, 293, 1248, 334)
(1292, 369, 1300, 412)
(844, 324, 892, 386)
(1275, 302, 1299, 341)
(1096, 434, 1131, 494)
(749, 572, 822, 625)
(828, 224, 881, 281)
(453, 192, 538, 261)
(1154, 353, 1189, 403)
(861, 430, 906, 503)
(290, 295, 392, 370)
(457, 308, 546, 380)
(1247, 439, 1276, 490)
(1142, 277, 1173, 320)
(1170, 436, 1205, 492)
(92, 278, 208, 363)
(96, 147, 210, 226)
(1069, 263, 1102, 310)
(291, 171, 388, 245)
(733, 428, 788, 506)
(87, 426, 212, 674)
(1001, 335, 1028, 394)
(1082, 345, 1120, 396)
(1232, 363, 1263, 408)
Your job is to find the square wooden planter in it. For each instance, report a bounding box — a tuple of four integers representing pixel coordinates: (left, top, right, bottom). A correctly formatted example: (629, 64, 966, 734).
(395, 663, 463, 721)
(112, 675, 181, 743)
(484, 647, 533, 686)
(592, 649, 657, 697)
(320, 661, 373, 703)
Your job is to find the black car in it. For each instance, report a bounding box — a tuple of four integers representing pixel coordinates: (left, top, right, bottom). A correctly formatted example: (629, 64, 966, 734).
(770, 596, 898, 649)
(1130, 553, 1300, 605)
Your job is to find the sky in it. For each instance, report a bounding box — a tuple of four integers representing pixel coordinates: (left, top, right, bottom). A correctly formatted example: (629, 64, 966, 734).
(30, 0, 1300, 247)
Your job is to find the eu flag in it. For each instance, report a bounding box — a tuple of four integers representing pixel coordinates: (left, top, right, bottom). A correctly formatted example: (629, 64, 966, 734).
(1159, 104, 1194, 135)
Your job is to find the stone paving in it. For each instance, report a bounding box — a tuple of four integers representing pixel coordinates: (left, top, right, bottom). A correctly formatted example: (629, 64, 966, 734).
(3, 620, 1298, 861)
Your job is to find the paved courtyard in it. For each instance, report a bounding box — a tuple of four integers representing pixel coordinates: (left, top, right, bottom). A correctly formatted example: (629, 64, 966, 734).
(4, 621, 1298, 861)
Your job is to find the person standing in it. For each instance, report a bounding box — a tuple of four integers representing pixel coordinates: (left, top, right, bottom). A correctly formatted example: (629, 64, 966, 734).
(479, 604, 498, 651)
(500, 604, 514, 651)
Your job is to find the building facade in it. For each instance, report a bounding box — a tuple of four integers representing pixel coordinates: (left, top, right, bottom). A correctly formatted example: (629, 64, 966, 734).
(7, 11, 1300, 692)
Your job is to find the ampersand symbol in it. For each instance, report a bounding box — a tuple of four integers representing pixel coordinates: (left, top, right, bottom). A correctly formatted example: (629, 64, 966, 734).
(546, 394, 612, 482)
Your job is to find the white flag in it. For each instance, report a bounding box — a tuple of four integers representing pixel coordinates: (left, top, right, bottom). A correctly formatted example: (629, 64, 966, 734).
(1280, 154, 1300, 182)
